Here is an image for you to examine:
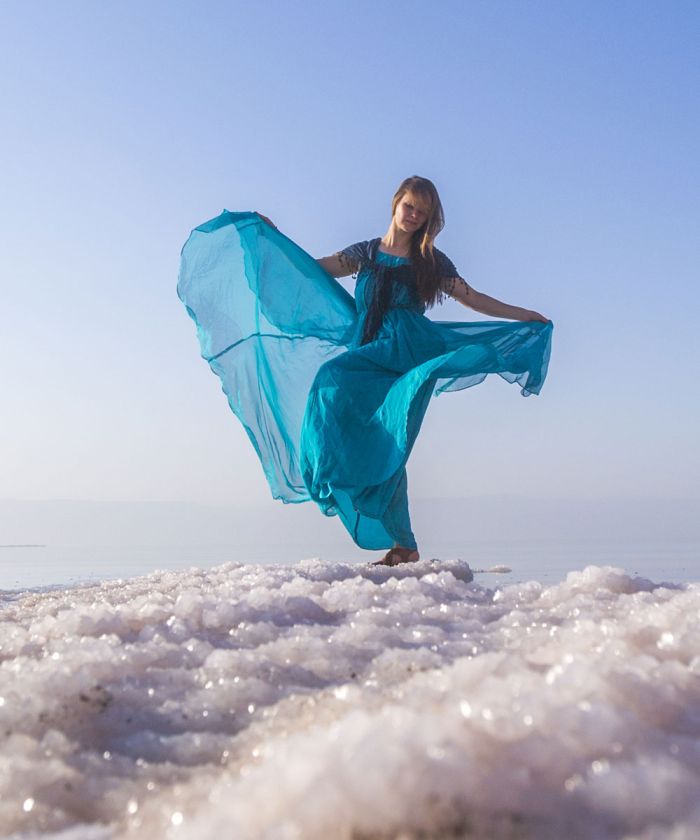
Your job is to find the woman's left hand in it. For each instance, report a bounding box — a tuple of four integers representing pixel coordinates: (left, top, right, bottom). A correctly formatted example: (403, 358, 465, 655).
(523, 310, 549, 323)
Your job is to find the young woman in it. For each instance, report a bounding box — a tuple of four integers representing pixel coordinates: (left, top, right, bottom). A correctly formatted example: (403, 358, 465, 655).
(178, 177, 552, 567)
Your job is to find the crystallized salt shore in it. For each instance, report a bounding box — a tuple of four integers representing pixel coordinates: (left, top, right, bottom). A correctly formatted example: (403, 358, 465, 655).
(1, 559, 699, 839)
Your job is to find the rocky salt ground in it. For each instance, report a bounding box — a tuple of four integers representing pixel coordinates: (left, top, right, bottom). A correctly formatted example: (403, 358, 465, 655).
(0, 559, 699, 840)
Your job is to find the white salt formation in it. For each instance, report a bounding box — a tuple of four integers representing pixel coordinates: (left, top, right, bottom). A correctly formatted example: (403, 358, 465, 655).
(1, 559, 698, 839)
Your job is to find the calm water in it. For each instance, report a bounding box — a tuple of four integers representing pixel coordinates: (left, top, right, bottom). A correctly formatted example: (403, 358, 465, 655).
(1, 539, 697, 592)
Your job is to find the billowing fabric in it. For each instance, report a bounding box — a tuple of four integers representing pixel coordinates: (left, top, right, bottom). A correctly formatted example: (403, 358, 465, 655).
(178, 211, 553, 550)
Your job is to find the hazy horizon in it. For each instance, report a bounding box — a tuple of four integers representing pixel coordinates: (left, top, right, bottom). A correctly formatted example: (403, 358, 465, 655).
(2, 494, 698, 591)
(3, 494, 698, 544)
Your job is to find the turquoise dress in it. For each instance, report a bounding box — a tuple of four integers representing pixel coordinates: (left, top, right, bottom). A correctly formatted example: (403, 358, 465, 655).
(178, 211, 553, 551)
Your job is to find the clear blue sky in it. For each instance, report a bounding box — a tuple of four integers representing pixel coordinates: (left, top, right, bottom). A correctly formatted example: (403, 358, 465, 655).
(1, 0, 698, 508)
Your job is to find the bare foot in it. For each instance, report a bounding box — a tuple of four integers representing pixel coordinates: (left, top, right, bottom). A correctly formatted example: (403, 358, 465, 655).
(373, 547, 420, 566)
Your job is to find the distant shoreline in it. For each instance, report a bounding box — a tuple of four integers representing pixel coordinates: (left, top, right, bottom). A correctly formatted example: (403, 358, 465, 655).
(0, 544, 46, 548)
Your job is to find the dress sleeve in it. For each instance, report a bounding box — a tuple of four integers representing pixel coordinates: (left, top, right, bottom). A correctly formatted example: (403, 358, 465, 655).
(435, 249, 471, 298)
(434, 248, 459, 279)
(336, 241, 368, 276)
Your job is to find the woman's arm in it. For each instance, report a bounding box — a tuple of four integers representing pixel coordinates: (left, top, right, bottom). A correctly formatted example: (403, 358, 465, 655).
(443, 277, 549, 323)
(316, 252, 359, 278)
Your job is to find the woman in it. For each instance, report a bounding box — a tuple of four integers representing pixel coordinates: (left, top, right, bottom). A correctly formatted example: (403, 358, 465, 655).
(178, 176, 552, 567)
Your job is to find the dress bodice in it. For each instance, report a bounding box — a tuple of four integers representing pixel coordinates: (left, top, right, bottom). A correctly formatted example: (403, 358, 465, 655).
(355, 249, 426, 316)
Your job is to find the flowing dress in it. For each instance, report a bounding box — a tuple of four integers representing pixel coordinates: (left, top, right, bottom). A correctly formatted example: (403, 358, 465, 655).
(178, 211, 553, 551)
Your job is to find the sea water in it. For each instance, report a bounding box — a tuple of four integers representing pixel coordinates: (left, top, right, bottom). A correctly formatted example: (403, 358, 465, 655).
(1, 558, 699, 839)
(0, 538, 697, 591)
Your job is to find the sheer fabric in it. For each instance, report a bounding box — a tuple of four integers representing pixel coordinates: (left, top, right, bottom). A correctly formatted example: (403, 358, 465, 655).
(178, 211, 553, 550)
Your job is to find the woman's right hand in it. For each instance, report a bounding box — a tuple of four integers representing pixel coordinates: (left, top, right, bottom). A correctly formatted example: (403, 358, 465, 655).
(256, 212, 276, 229)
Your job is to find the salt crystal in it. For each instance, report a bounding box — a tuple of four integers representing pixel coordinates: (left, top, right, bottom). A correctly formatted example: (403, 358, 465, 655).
(1, 560, 697, 838)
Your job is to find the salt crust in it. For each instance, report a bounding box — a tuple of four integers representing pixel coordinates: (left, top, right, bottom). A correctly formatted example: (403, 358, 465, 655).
(1, 560, 699, 840)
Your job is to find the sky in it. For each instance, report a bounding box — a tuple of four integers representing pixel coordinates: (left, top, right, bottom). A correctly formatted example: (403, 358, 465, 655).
(1, 0, 698, 516)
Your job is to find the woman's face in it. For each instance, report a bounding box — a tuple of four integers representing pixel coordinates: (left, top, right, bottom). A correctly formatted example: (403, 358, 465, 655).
(393, 191, 431, 235)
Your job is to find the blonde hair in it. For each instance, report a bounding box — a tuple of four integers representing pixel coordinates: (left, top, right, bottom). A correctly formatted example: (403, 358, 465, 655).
(391, 176, 446, 306)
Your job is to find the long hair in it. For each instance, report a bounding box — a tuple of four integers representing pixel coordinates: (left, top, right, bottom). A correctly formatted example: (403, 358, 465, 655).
(392, 175, 446, 307)
(360, 176, 447, 345)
